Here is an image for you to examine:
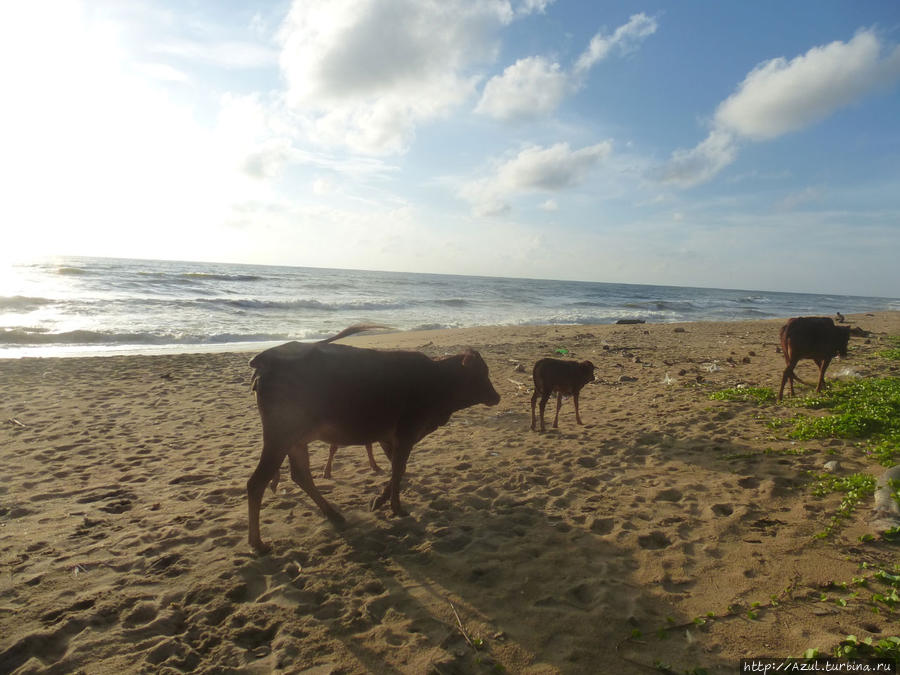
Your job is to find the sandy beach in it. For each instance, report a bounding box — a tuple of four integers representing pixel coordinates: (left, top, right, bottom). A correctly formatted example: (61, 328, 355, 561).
(2, 312, 899, 674)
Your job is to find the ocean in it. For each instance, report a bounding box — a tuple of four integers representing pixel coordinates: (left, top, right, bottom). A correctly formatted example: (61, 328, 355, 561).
(2, 256, 898, 358)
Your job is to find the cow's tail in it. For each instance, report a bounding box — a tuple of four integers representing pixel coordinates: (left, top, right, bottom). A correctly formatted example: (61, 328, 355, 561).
(318, 324, 391, 344)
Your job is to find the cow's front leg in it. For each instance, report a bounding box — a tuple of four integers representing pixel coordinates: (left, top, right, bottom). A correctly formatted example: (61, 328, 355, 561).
(372, 441, 394, 511)
(388, 444, 413, 517)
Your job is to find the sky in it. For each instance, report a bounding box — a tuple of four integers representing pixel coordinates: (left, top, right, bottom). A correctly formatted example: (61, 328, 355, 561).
(1, 1, 899, 297)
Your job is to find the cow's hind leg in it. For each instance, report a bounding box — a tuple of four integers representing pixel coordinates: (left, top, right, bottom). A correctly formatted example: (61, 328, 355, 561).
(778, 359, 798, 402)
(538, 392, 551, 432)
(530, 390, 540, 431)
(573, 392, 583, 425)
(247, 442, 286, 553)
(287, 444, 345, 525)
(815, 357, 832, 393)
(552, 392, 564, 428)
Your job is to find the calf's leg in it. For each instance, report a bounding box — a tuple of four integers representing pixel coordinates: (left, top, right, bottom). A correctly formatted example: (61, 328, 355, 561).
(553, 392, 563, 428)
(538, 392, 551, 432)
(365, 443, 382, 473)
(573, 391, 583, 425)
(323, 444, 338, 479)
(530, 390, 540, 431)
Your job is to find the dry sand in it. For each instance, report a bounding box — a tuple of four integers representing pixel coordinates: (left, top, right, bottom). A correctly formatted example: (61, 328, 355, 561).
(2, 312, 899, 674)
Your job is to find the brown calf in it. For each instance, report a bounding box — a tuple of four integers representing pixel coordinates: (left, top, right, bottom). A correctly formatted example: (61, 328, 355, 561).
(269, 442, 383, 494)
(777, 316, 851, 402)
(530, 358, 596, 432)
(247, 325, 500, 552)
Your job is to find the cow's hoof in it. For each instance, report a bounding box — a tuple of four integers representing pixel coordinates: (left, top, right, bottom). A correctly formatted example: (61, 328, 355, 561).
(391, 508, 410, 518)
(251, 540, 272, 555)
(326, 511, 346, 527)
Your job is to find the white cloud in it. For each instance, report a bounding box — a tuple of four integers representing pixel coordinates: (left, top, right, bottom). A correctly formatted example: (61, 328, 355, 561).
(661, 29, 900, 187)
(476, 13, 657, 121)
(539, 198, 559, 211)
(461, 141, 611, 215)
(775, 186, 822, 211)
(515, 0, 555, 15)
(658, 129, 738, 188)
(716, 30, 900, 140)
(574, 13, 658, 74)
(475, 56, 570, 120)
(153, 39, 278, 69)
(277, 0, 518, 155)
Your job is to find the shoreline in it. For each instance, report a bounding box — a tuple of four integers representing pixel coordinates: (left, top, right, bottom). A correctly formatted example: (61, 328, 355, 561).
(1, 311, 898, 673)
(2, 310, 896, 360)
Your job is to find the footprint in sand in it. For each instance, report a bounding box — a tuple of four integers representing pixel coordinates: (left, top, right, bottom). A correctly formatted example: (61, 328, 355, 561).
(711, 503, 734, 517)
(590, 517, 614, 535)
(637, 531, 672, 549)
(655, 488, 682, 502)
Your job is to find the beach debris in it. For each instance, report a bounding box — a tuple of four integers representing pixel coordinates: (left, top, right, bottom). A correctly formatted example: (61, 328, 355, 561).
(823, 460, 840, 473)
(512, 363, 525, 373)
(6, 417, 26, 427)
(674, 327, 686, 333)
(448, 600, 481, 654)
(872, 466, 900, 533)
(507, 378, 525, 389)
(703, 362, 720, 372)
(555, 348, 569, 355)
(619, 375, 637, 383)
(663, 373, 675, 385)
(616, 319, 645, 324)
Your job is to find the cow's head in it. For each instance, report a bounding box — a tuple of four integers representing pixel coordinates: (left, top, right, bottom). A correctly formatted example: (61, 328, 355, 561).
(578, 360, 596, 386)
(460, 349, 501, 406)
(836, 325, 851, 357)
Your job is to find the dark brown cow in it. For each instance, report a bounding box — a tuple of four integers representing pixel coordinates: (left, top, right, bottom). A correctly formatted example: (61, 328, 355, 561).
(247, 325, 500, 552)
(777, 316, 851, 402)
(530, 358, 596, 432)
(268, 442, 383, 494)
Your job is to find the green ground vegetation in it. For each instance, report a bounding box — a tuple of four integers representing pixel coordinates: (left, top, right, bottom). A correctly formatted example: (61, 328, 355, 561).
(790, 378, 900, 466)
(879, 336, 900, 361)
(708, 386, 775, 405)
